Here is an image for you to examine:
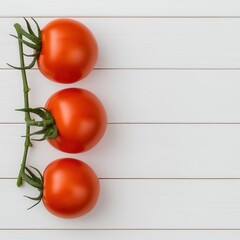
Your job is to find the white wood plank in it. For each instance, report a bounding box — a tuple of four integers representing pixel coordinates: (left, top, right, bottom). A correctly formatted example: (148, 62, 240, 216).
(1, 70, 240, 123)
(1, 230, 240, 240)
(1, 179, 240, 228)
(0, 0, 240, 17)
(2, 124, 240, 178)
(3, 18, 240, 69)
(2, 0, 240, 237)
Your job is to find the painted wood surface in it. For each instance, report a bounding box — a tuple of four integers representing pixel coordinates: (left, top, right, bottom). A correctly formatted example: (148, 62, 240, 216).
(1, 1, 240, 239)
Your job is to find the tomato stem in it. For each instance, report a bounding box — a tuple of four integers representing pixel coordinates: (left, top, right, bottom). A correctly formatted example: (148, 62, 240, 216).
(8, 18, 57, 209)
(9, 19, 58, 187)
(15, 24, 33, 187)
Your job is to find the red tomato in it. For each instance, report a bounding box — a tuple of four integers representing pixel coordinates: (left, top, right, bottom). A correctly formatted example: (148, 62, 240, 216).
(45, 88, 107, 153)
(43, 158, 100, 218)
(37, 19, 98, 83)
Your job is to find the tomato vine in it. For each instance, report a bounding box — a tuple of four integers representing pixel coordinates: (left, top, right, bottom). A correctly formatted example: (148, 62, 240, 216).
(8, 18, 57, 200)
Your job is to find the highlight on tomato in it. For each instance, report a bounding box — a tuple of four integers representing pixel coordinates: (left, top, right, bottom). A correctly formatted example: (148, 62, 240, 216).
(45, 88, 107, 153)
(22, 158, 100, 218)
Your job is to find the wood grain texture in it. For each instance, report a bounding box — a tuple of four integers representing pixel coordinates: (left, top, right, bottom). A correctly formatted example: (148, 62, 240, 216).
(1, 179, 240, 229)
(3, 18, 240, 69)
(0, 0, 240, 17)
(2, 124, 240, 178)
(1, 70, 240, 123)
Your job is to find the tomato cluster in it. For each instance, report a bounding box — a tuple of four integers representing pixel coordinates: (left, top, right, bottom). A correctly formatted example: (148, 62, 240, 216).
(11, 19, 106, 218)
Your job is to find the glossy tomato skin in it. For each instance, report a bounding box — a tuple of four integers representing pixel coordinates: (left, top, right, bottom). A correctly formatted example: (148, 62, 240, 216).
(45, 88, 107, 153)
(37, 19, 98, 83)
(43, 158, 100, 218)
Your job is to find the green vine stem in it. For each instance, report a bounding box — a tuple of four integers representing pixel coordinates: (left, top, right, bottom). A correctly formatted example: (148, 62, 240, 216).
(15, 23, 33, 187)
(9, 19, 57, 189)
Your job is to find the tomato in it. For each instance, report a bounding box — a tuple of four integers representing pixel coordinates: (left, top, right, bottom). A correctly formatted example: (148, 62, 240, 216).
(45, 88, 107, 153)
(37, 19, 98, 83)
(43, 158, 100, 218)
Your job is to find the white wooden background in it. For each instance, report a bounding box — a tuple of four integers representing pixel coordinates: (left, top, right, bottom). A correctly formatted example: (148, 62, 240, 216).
(1, 0, 240, 239)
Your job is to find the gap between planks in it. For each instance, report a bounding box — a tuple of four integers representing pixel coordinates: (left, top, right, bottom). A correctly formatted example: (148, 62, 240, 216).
(2, 16, 240, 19)
(1, 228, 240, 230)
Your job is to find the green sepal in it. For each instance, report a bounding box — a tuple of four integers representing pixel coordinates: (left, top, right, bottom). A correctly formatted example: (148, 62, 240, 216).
(20, 171, 42, 189)
(14, 23, 41, 45)
(16, 107, 52, 120)
(23, 52, 39, 57)
(23, 18, 37, 38)
(25, 167, 41, 184)
(31, 18, 41, 38)
(10, 34, 40, 50)
(7, 56, 37, 70)
(29, 128, 49, 136)
(16, 107, 58, 140)
(22, 165, 43, 210)
(25, 197, 42, 210)
(29, 166, 43, 183)
(24, 189, 43, 210)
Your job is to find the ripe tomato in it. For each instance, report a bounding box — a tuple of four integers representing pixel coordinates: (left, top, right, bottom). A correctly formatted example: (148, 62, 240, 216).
(43, 158, 100, 218)
(37, 19, 98, 83)
(45, 88, 107, 153)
